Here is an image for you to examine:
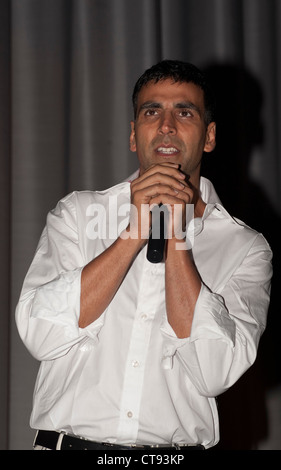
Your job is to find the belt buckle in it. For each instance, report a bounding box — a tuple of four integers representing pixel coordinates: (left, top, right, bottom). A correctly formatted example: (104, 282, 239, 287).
(172, 443, 181, 450)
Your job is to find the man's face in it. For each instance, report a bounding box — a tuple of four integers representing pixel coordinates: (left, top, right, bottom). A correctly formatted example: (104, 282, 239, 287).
(130, 79, 216, 185)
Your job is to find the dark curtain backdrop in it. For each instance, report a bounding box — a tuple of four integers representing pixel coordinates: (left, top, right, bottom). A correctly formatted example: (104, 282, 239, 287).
(1, 0, 280, 450)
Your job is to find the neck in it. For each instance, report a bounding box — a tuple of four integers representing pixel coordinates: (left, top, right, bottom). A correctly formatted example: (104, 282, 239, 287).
(187, 174, 206, 218)
(194, 197, 206, 218)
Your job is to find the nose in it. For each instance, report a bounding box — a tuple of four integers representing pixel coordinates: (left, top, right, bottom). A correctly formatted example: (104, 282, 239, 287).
(158, 111, 176, 135)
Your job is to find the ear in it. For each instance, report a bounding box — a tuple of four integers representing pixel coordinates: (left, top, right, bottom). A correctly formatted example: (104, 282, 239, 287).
(204, 122, 216, 153)
(129, 121, 137, 152)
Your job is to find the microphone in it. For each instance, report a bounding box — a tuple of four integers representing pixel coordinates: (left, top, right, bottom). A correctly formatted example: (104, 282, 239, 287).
(146, 205, 167, 263)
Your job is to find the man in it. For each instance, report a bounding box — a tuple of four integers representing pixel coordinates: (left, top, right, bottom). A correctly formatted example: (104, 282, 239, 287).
(16, 60, 272, 450)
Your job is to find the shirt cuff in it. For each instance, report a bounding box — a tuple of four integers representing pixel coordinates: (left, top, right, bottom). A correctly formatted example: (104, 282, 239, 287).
(31, 267, 105, 341)
(190, 283, 236, 343)
(160, 283, 235, 369)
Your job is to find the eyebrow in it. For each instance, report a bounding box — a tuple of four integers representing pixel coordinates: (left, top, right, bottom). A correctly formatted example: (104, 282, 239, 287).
(138, 101, 202, 117)
(176, 102, 201, 114)
(138, 102, 162, 113)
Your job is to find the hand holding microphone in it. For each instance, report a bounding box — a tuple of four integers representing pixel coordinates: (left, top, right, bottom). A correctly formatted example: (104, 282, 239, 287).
(129, 163, 191, 262)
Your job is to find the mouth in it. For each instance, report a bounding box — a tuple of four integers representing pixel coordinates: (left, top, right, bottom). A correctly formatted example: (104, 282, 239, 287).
(155, 145, 180, 157)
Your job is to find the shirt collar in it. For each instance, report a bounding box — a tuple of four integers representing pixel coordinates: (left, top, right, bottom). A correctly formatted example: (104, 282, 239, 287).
(198, 176, 245, 236)
(200, 176, 222, 205)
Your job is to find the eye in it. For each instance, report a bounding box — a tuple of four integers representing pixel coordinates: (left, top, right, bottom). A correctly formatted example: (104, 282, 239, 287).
(144, 108, 159, 116)
(177, 109, 192, 118)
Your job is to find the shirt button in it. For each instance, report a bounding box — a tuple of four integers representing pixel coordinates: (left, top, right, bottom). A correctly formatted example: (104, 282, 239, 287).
(127, 411, 133, 418)
(132, 360, 140, 368)
(140, 314, 147, 321)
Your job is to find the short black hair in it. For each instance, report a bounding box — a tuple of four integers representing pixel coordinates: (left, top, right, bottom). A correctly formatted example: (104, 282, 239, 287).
(132, 59, 216, 125)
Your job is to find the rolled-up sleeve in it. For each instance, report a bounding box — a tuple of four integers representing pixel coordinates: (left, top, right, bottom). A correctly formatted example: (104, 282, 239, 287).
(16, 194, 105, 361)
(160, 234, 272, 397)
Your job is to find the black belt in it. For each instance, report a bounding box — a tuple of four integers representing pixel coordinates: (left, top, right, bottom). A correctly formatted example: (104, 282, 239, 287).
(34, 430, 204, 451)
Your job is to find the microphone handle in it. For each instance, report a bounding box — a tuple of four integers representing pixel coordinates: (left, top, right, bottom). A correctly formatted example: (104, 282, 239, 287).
(146, 209, 166, 263)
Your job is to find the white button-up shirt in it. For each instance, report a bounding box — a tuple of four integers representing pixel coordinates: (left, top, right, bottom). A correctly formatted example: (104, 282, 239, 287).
(16, 176, 272, 449)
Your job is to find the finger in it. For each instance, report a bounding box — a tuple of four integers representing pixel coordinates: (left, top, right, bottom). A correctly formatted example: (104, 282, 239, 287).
(132, 173, 188, 198)
(178, 186, 194, 202)
(149, 193, 189, 208)
(137, 163, 186, 184)
(133, 184, 181, 206)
